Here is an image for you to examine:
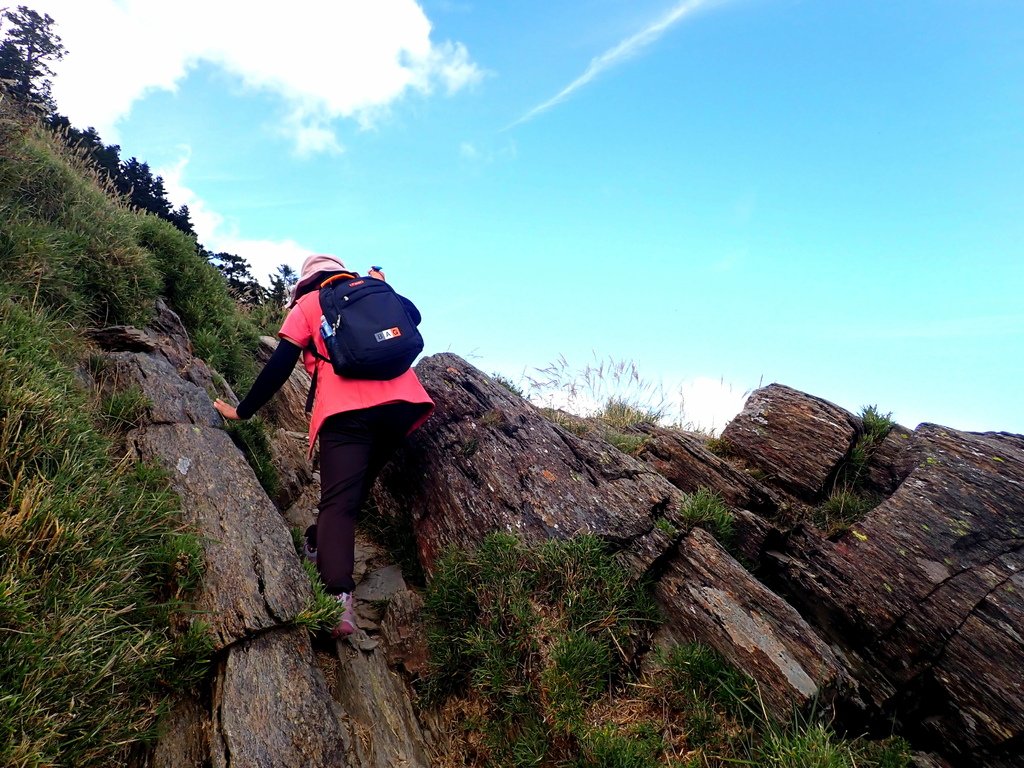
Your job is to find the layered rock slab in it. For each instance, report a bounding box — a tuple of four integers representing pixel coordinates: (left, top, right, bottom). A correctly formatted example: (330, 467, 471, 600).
(634, 423, 782, 515)
(655, 528, 851, 720)
(334, 633, 430, 768)
(132, 423, 308, 647)
(372, 353, 684, 577)
(721, 384, 860, 501)
(212, 628, 349, 768)
(770, 425, 1024, 762)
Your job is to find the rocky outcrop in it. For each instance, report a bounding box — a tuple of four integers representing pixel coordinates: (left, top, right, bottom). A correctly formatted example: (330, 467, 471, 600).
(634, 422, 783, 516)
(132, 424, 308, 645)
(372, 353, 686, 577)
(765, 424, 1024, 764)
(90, 306, 1024, 768)
(372, 355, 854, 720)
(655, 528, 852, 719)
(91, 304, 427, 768)
(721, 383, 860, 501)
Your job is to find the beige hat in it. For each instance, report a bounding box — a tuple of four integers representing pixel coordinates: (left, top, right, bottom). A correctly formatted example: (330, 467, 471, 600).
(288, 254, 352, 307)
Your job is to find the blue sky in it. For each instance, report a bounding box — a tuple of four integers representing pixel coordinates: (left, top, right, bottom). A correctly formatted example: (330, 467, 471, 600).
(32, 0, 1024, 433)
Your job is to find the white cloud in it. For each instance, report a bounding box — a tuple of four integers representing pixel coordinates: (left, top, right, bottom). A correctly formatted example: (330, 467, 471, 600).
(509, 0, 720, 128)
(29, 0, 482, 150)
(667, 376, 749, 435)
(158, 149, 309, 283)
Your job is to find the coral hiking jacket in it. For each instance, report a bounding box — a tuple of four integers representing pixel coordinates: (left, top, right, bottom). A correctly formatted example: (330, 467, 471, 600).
(280, 290, 434, 454)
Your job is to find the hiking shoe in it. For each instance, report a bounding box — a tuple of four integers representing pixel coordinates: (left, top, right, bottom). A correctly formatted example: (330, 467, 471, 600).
(332, 592, 357, 638)
(303, 524, 317, 563)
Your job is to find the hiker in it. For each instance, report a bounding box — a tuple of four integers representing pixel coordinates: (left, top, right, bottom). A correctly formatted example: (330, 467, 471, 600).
(214, 254, 433, 638)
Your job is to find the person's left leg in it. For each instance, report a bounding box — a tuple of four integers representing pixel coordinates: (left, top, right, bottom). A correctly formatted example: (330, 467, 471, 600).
(317, 412, 374, 597)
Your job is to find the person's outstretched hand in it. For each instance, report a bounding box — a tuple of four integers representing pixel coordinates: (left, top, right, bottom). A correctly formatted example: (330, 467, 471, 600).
(368, 267, 385, 281)
(213, 398, 240, 420)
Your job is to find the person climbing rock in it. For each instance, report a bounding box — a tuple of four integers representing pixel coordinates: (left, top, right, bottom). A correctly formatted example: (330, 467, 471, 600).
(214, 253, 433, 638)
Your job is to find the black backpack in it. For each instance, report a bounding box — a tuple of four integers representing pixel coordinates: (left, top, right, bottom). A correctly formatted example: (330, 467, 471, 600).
(304, 274, 424, 411)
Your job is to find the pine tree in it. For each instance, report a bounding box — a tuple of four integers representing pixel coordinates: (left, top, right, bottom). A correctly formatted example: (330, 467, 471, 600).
(268, 264, 298, 306)
(0, 5, 66, 109)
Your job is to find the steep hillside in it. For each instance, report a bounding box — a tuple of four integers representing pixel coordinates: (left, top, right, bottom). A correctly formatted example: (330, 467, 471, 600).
(0, 94, 264, 766)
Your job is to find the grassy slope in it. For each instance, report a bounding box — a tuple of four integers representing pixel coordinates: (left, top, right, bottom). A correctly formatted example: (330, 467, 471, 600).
(0, 100, 260, 766)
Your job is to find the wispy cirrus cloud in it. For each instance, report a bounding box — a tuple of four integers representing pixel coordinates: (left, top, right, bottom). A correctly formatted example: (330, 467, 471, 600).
(508, 0, 719, 129)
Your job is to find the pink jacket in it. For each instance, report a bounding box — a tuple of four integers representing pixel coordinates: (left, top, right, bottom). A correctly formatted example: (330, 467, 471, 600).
(280, 291, 434, 453)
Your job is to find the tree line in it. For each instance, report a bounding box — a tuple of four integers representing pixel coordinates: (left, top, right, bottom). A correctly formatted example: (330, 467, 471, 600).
(0, 4, 296, 307)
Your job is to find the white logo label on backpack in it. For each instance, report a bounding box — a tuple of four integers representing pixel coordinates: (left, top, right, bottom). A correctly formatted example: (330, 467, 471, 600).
(374, 327, 402, 342)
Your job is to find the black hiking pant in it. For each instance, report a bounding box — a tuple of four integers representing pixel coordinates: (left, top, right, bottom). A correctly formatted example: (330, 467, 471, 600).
(316, 401, 426, 595)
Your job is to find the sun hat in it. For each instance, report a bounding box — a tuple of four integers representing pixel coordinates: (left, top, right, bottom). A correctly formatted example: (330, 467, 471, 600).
(288, 254, 352, 307)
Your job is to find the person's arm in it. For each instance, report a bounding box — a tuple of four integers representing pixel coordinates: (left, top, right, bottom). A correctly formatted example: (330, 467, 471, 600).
(214, 339, 302, 420)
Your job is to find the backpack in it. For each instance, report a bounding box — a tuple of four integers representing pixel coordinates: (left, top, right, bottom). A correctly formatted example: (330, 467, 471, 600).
(310, 273, 424, 380)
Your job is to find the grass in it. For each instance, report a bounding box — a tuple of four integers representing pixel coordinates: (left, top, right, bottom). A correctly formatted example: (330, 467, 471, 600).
(292, 557, 343, 632)
(226, 417, 281, 503)
(540, 407, 592, 436)
(99, 385, 151, 431)
(815, 405, 896, 535)
(677, 488, 734, 545)
(492, 372, 526, 398)
(813, 490, 879, 537)
(0, 98, 274, 764)
(527, 355, 667, 426)
(599, 399, 661, 431)
(605, 430, 649, 457)
(421, 533, 658, 764)
(703, 436, 733, 458)
(422, 534, 913, 767)
(0, 299, 212, 767)
(0, 106, 261, 392)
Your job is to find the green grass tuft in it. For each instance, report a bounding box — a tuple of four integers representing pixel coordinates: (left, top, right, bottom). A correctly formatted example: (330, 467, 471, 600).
(599, 398, 661, 430)
(226, 417, 281, 501)
(605, 430, 649, 457)
(678, 488, 734, 544)
(814, 490, 879, 537)
(99, 385, 151, 431)
(572, 722, 664, 768)
(421, 533, 658, 763)
(292, 559, 343, 632)
(492, 372, 526, 398)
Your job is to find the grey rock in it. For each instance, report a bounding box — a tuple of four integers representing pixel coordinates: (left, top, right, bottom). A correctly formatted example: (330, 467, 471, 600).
(256, 335, 313, 434)
(334, 630, 430, 768)
(655, 528, 851, 720)
(269, 427, 313, 510)
(132, 424, 308, 648)
(102, 350, 220, 427)
(354, 565, 407, 603)
(150, 695, 210, 768)
(212, 627, 349, 768)
(770, 425, 1024, 761)
(721, 384, 859, 501)
(373, 353, 684, 578)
